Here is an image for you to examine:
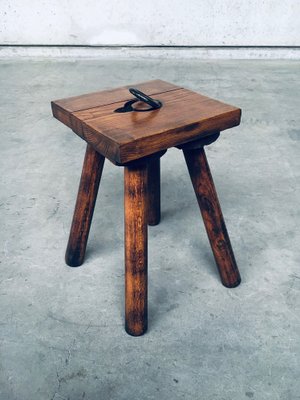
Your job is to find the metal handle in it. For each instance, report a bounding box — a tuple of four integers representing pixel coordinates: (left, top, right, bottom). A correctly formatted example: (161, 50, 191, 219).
(114, 88, 162, 113)
(129, 88, 162, 109)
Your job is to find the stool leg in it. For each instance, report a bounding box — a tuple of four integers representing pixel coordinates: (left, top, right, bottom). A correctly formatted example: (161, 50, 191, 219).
(65, 144, 105, 267)
(148, 157, 161, 226)
(183, 147, 241, 288)
(124, 163, 148, 336)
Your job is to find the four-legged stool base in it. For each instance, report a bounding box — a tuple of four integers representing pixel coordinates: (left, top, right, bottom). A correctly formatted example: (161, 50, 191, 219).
(52, 79, 242, 336)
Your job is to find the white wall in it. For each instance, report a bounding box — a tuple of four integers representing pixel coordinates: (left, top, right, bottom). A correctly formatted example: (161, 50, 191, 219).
(1, 0, 299, 46)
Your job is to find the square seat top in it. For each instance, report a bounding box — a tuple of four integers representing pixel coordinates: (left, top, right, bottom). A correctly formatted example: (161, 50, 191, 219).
(51, 79, 241, 165)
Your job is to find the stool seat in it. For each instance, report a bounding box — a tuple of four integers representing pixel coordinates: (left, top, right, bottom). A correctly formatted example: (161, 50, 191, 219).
(51, 79, 241, 165)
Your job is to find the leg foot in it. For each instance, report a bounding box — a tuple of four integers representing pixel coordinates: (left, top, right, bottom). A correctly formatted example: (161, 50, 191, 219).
(65, 144, 105, 267)
(124, 163, 148, 336)
(183, 147, 241, 288)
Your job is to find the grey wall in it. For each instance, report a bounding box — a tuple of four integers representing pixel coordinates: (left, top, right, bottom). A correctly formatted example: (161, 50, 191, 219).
(1, 0, 300, 46)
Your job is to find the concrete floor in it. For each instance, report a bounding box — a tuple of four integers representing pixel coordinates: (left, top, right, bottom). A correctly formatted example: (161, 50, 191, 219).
(0, 59, 299, 400)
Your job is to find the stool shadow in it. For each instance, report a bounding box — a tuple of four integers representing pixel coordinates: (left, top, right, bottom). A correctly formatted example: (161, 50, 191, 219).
(148, 247, 220, 331)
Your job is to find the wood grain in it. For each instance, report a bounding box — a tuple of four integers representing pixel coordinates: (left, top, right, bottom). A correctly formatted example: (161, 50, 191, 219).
(51, 79, 181, 131)
(65, 144, 105, 267)
(147, 151, 166, 226)
(183, 146, 241, 288)
(52, 79, 241, 165)
(79, 90, 240, 164)
(52, 79, 180, 113)
(124, 162, 148, 336)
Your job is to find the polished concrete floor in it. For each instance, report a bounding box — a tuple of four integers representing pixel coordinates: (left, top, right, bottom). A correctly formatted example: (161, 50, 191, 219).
(1, 59, 299, 400)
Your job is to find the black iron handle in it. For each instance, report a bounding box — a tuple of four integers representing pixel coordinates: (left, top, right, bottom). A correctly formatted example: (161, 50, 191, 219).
(129, 88, 162, 109)
(114, 88, 162, 113)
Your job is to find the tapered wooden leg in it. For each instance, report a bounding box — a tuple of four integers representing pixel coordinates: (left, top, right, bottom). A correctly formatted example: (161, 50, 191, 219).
(124, 163, 148, 336)
(65, 144, 105, 267)
(148, 157, 161, 226)
(183, 147, 241, 288)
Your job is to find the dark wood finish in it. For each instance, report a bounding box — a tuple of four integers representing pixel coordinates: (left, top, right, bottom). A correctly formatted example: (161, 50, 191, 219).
(177, 131, 220, 150)
(52, 80, 180, 113)
(52, 79, 243, 336)
(183, 147, 241, 288)
(124, 162, 148, 336)
(148, 157, 161, 226)
(52, 79, 241, 165)
(147, 150, 167, 225)
(65, 144, 105, 267)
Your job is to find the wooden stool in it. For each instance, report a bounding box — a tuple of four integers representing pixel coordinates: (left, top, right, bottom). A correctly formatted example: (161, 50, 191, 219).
(51, 79, 241, 336)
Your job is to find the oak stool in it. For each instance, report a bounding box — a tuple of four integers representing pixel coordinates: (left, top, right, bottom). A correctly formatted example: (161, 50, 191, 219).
(51, 79, 241, 336)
